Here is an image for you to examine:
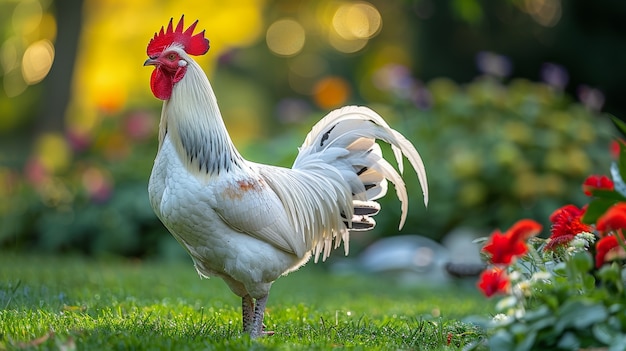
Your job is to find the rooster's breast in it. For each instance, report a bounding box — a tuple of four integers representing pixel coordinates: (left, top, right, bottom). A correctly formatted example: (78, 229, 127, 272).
(148, 135, 306, 287)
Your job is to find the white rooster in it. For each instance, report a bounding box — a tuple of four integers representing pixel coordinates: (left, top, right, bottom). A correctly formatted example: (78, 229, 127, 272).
(144, 16, 428, 337)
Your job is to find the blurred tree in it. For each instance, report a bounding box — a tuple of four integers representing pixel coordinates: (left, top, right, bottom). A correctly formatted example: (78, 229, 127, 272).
(36, 0, 83, 134)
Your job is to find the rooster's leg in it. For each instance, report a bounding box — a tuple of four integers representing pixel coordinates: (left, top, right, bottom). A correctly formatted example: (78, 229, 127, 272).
(242, 294, 255, 333)
(250, 294, 273, 338)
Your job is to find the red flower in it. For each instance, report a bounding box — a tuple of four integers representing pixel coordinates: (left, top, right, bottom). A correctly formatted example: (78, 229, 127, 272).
(477, 268, 510, 297)
(582, 175, 614, 196)
(548, 204, 585, 222)
(506, 219, 543, 242)
(483, 229, 528, 265)
(545, 205, 593, 251)
(595, 235, 621, 268)
(610, 140, 622, 160)
(597, 203, 626, 234)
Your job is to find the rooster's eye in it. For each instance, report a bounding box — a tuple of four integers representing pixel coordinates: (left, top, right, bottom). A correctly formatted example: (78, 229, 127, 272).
(167, 53, 177, 61)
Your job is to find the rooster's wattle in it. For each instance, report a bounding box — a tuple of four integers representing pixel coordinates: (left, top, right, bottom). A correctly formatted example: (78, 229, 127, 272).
(144, 16, 428, 337)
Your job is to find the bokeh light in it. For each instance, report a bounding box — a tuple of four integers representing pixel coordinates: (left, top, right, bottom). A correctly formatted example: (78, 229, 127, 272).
(313, 76, 351, 109)
(34, 133, 71, 174)
(328, 1, 381, 53)
(1, 0, 56, 98)
(21, 39, 54, 84)
(82, 166, 112, 202)
(12, 0, 43, 35)
(0, 38, 19, 74)
(328, 31, 368, 53)
(332, 2, 381, 40)
(266, 18, 306, 57)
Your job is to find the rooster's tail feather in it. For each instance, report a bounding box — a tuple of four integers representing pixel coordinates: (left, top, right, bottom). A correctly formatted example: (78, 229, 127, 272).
(291, 106, 428, 261)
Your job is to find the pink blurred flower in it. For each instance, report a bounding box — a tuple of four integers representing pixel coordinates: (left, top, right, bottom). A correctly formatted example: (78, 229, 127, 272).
(24, 157, 49, 186)
(66, 129, 92, 152)
(124, 111, 156, 141)
(81, 166, 113, 203)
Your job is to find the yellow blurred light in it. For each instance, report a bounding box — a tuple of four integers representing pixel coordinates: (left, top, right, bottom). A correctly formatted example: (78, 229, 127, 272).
(209, 4, 264, 48)
(22, 39, 54, 85)
(66, 100, 99, 136)
(332, 2, 382, 40)
(0, 38, 19, 75)
(3, 69, 27, 98)
(91, 66, 127, 113)
(67, 0, 266, 131)
(35, 133, 71, 174)
(12, 0, 43, 35)
(38, 13, 57, 42)
(328, 30, 368, 53)
(266, 18, 306, 57)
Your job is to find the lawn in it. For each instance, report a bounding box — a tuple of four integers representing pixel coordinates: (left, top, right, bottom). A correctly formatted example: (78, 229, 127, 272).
(0, 252, 490, 350)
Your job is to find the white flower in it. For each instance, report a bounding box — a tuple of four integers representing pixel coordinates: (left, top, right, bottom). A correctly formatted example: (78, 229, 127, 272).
(514, 280, 532, 297)
(495, 296, 518, 312)
(531, 271, 552, 282)
(508, 270, 522, 282)
(575, 232, 596, 245)
(492, 313, 511, 325)
(569, 238, 587, 249)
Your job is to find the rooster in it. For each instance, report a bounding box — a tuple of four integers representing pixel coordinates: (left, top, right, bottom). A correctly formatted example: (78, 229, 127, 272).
(144, 16, 428, 338)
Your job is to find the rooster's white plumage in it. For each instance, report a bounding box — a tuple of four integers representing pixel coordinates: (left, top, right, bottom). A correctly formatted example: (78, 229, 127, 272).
(144, 16, 428, 337)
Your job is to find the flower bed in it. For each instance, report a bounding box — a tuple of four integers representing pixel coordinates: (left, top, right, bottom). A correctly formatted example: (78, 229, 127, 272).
(472, 126, 626, 350)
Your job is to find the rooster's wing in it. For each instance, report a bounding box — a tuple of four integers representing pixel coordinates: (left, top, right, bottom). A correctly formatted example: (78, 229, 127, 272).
(212, 173, 308, 257)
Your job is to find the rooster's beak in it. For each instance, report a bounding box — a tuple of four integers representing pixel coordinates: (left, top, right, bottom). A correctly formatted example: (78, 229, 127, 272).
(144, 58, 158, 66)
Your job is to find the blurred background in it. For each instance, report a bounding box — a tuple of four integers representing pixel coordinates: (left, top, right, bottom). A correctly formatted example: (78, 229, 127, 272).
(0, 0, 623, 261)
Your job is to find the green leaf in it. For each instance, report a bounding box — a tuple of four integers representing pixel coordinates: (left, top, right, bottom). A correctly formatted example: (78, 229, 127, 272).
(614, 161, 626, 199)
(598, 263, 621, 284)
(488, 330, 514, 351)
(556, 300, 609, 332)
(522, 305, 551, 323)
(582, 198, 620, 224)
(611, 115, 626, 138)
(590, 189, 626, 201)
(527, 316, 557, 333)
(582, 274, 596, 290)
(593, 323, 617, 345)
(557, 332, 580, 350)
(569, 251, 593, 274)
(573, 304, 609, 329)
(618, 142, 626, 187)
(514, 330, 536, 351)
(609, 336, 626, 351)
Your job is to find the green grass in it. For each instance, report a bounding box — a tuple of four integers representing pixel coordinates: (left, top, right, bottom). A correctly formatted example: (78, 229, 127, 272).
(0, 253, 490, 350)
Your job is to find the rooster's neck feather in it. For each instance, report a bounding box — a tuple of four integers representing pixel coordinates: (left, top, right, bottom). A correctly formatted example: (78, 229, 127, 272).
(160, 55, 244, 176)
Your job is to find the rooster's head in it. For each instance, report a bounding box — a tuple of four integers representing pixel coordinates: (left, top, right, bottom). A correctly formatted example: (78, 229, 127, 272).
(144, 15, 210, 100)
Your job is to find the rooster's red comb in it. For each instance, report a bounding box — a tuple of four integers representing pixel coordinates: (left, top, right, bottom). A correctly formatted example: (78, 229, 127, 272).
(147, 15, 210, 57)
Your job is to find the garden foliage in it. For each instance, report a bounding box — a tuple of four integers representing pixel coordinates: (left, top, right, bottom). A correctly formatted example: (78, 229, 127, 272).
(472, 133, 626, 350)
(0, 75, 616, 257)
